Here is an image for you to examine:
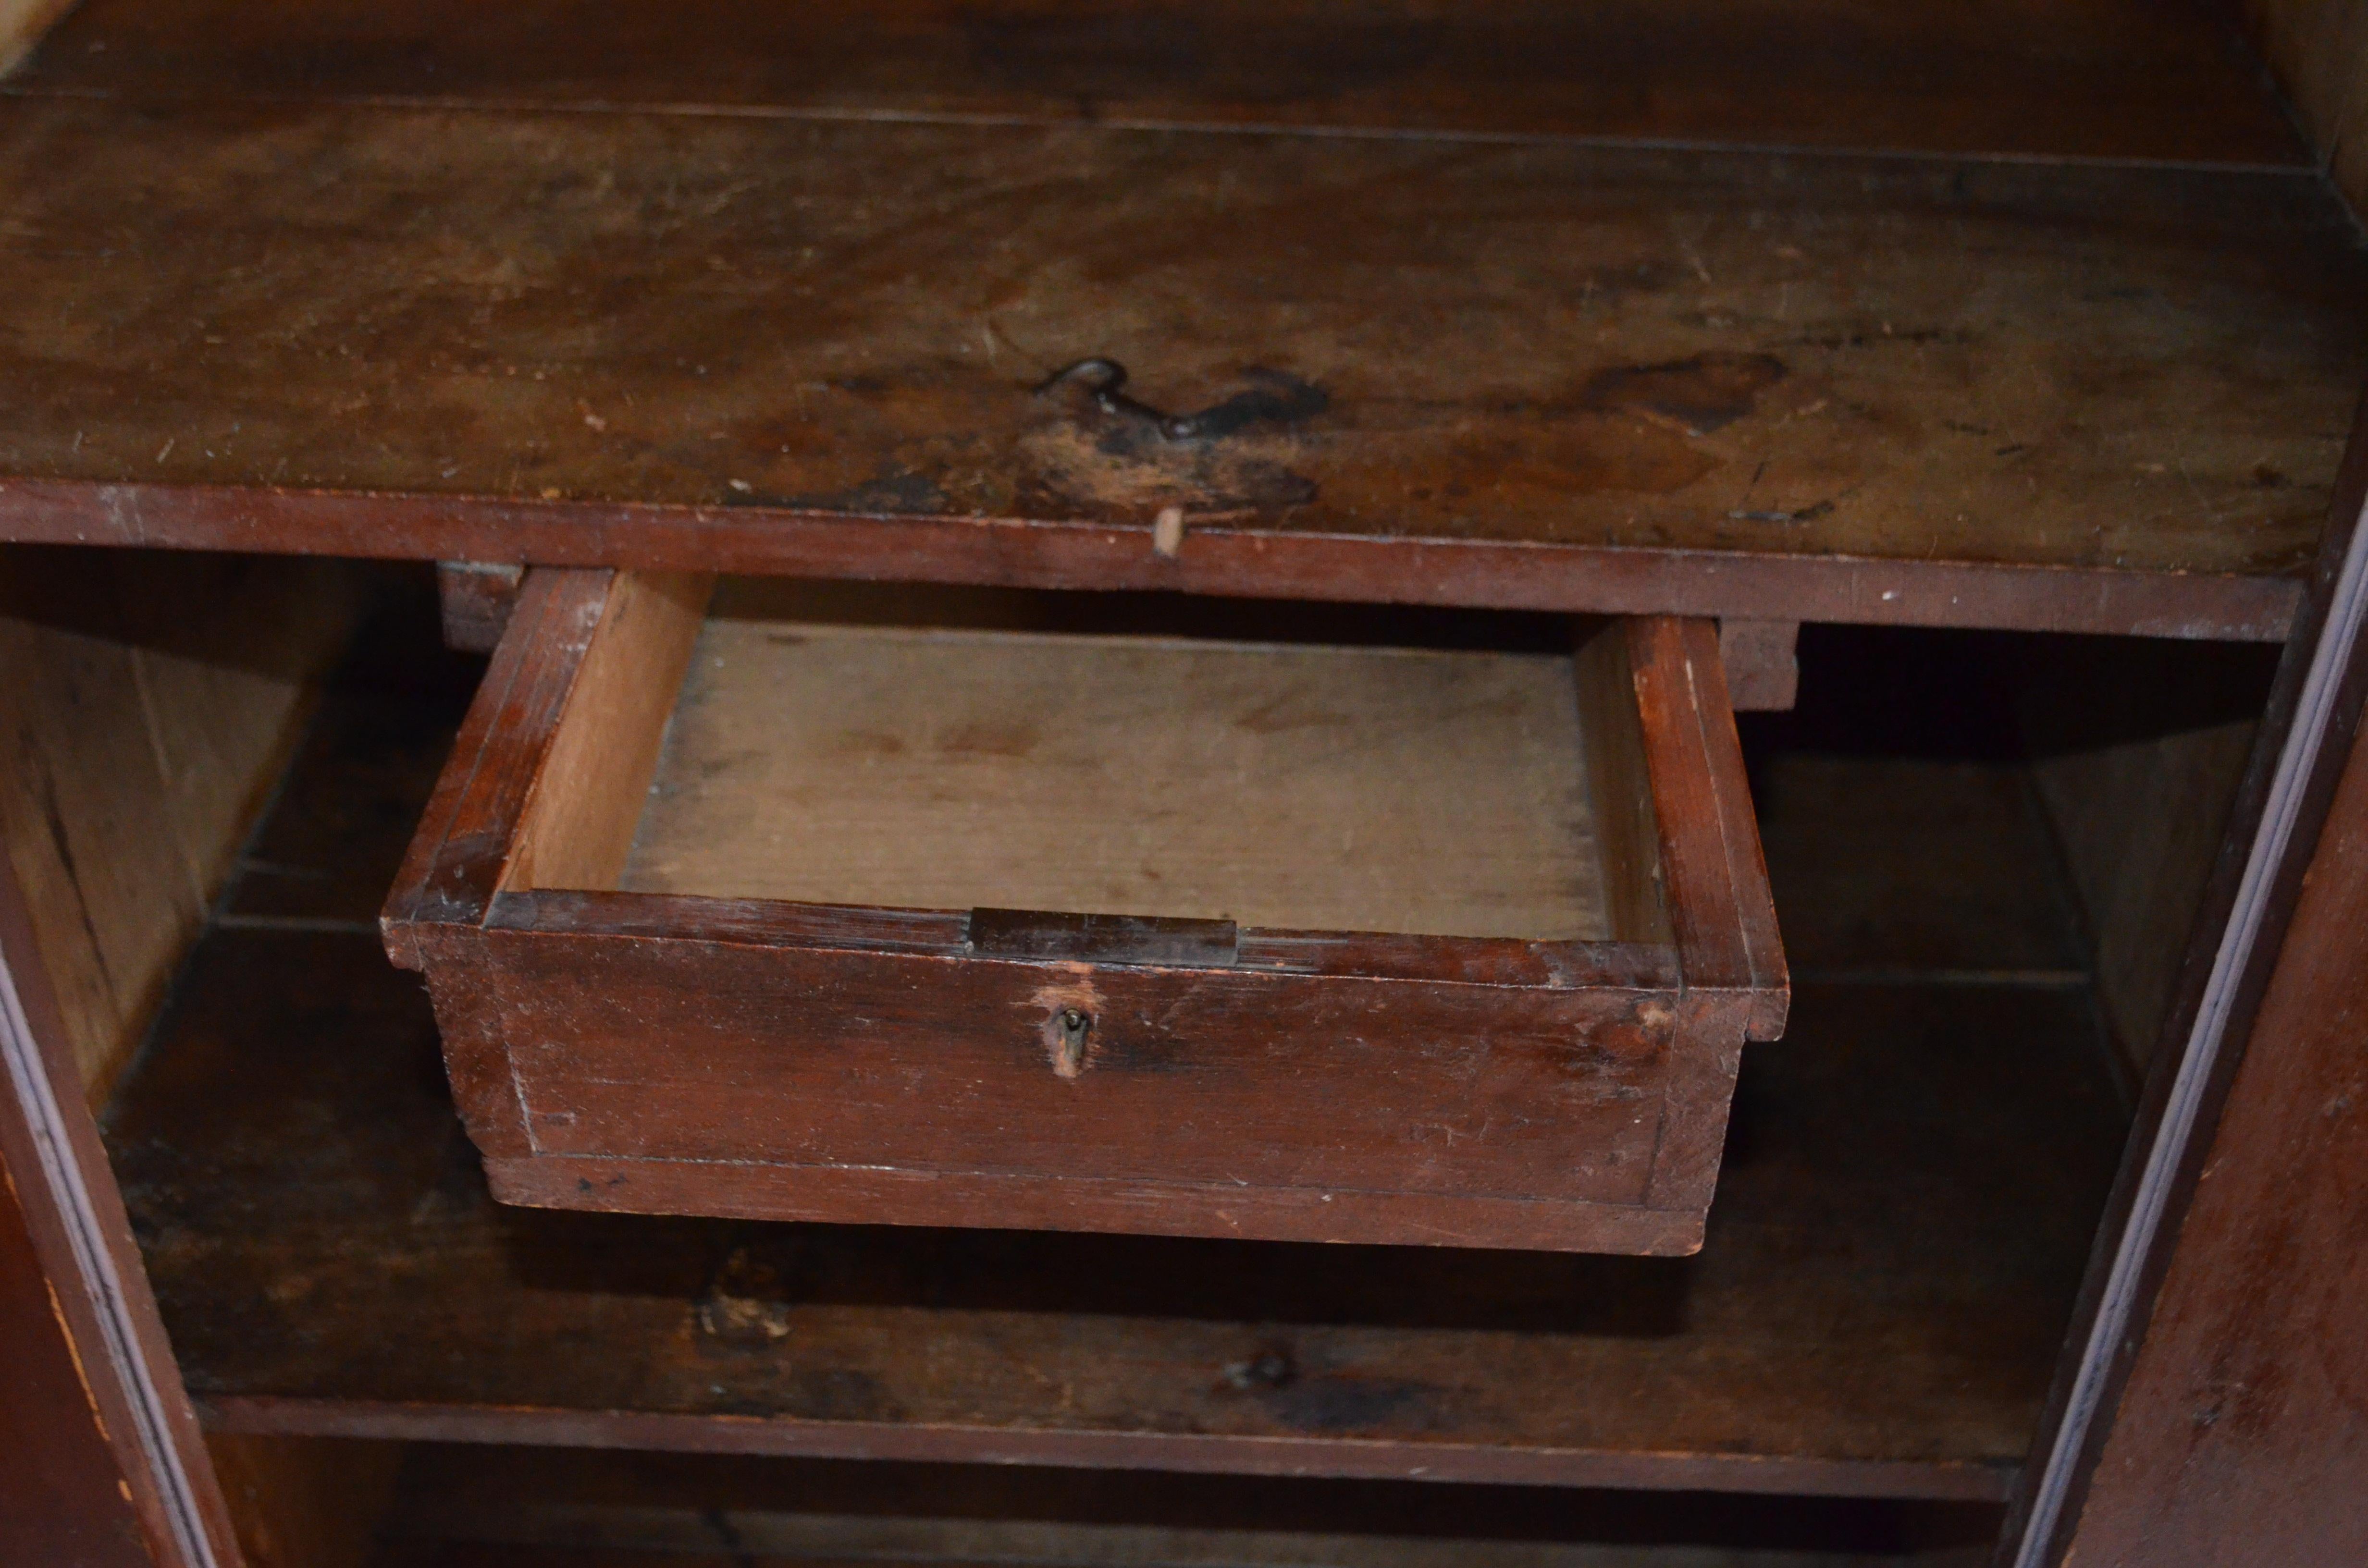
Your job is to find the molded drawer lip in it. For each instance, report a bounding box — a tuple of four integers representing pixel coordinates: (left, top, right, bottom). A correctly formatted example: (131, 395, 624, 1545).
(384, 569, 1786, 1253)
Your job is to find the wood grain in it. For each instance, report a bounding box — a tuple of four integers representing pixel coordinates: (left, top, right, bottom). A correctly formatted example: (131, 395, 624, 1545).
(374, 1446, 2004, 1568)
(0, 1141, 159, 1568)
(201, 1434, 400, 1568)
(0, 98, 2355, 637)
(2243, 1, 2368, 213)
(0, 0, 74, 77)
(508, 569, 710, 895)
(2018, 637, 2278, 1075)
(435, 561, 523, 654)
(624, 615, 1612, 941)
(12, 0, 2310, 164)
(0, 798, 239, 1567)
(2059, 620, 2368, 1565)
(0, 547, 357, 1098)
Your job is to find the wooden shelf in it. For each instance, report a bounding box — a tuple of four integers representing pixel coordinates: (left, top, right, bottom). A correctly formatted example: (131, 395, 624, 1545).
(15, 0, 2313, 163)
(101, 593, 2127, 1502)
(0, 3, 2358, 637)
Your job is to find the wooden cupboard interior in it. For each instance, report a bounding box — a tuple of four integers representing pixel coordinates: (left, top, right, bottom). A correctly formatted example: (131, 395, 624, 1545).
(0, 0, 2355, 1562)
(73, 560, 2245, 1565)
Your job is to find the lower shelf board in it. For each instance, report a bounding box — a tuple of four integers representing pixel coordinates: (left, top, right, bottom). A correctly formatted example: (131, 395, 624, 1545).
(106, 930, 2119, 1501)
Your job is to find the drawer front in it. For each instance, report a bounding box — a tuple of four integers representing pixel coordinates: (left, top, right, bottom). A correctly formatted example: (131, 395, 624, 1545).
(430, 928, 1677, 1204)
(386, 569, 1785, 1252)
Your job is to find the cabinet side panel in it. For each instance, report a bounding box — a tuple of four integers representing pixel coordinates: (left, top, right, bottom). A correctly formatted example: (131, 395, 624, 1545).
(2064, 649, 2368, 1565)
(0, 1143, 159, 1568)
(0, 548, 358, 1099)
(2243, 0, 2368, 213)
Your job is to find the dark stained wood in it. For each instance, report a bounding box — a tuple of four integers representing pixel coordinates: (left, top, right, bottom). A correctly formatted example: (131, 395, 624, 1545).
(376, 1445, 2007, 1567)
(435, 562, 522, 654)
(2055, 646, 2368, 1564)
(0, 828, 240, 1567)
(0, 1140, 158, 1568)
(1721, 620, 1800, 711)
(102, 645, 2127, 1502)
(2016, 636, 2278, 1075)
(384, 573, 1780, 1253)
(2001, 352, 2368, 1564)
(2009, 391, 2368, 1565)
(0, 482, 2306, 641)
(2244, 0, 2368, 213)
(12, 0, 2310, 165)
(0, 97, 2356, 639)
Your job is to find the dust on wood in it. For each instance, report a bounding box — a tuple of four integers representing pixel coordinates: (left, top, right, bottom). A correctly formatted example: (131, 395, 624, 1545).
(621, 613, 1613, 941)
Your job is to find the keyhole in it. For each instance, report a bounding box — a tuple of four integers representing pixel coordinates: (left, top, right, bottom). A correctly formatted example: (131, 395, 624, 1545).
(1053, 1008, 1092, 1078)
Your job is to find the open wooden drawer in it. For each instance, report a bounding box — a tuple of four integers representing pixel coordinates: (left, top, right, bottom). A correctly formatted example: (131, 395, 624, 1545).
(382, 571, 1786, 1253)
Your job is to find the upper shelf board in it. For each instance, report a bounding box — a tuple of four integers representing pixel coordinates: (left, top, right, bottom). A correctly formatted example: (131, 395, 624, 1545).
(0, 4, 2356, 638)
(13, 0, 2313, 164)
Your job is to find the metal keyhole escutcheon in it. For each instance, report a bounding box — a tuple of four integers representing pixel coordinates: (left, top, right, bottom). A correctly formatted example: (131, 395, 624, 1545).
(1054, 1008, 1092, 1078)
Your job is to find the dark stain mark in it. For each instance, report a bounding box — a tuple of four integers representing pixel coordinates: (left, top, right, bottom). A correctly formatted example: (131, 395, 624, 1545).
(1781, 327, 1973, 352)
(786, 1366, 898, 1422)
(833, 730, 908, 759)
(2254, 462, 2289, 488)
(1168, 367, 1331, 441)
(1223, 1344, 1298, 1390)
(1259, 1374, 1443, 1434)
(729, 468, 950, 514)
(1581, 351, 1787, 435)
(937, 720, 1037, 758)
(1728, 499, 1835, 525)
(697, 1241, 802, 1346)
(28, 748, 121, 1001)
(967, 11, 1212, 97)
(1037, 360, 1329, 443)
(700, 1507, 760, 1568)
(1233, 695, 1351, 735)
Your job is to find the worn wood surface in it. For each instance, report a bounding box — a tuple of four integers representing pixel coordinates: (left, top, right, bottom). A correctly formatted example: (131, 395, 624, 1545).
(203, 1435, 400, 1568)
(0, 1139, 160, 1568)
(2243, 1, 2368, 213)
(110, 622, 2124, 1497)
(2017, 637, 2278, 1075)
(1721, 620, 1801, 712)
(506, 568, 708, 896)
(0, 93, 2355, 637)
(626, 615, 1612, 940)
(11, 0, 2310, 166)
(115, 932, 2113, 1497)
(0, 546, 357, 1098)
(0, 0, 74, 77)
(0, 811, 240, 1567)
(376, 1446, 2002, 1568)
(2043, 456, 2368, 1566)
(1998, 390, 2368, 1567)
(433, 562, 522, 654)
